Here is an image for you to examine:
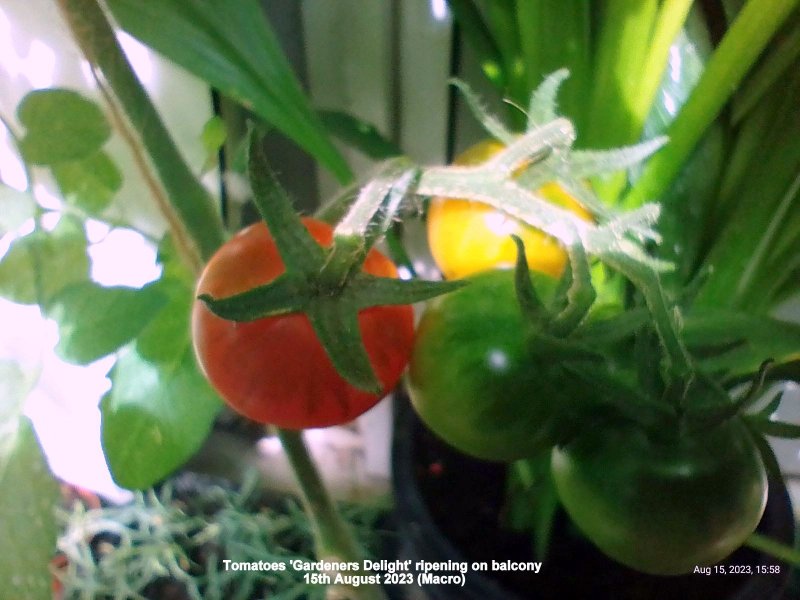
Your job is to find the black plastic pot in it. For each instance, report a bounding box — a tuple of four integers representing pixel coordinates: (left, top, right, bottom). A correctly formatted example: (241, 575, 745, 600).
(392, 394, 796, 600)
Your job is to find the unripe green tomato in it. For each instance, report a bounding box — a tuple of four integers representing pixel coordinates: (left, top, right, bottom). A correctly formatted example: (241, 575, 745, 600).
(551, 418, 768, 576)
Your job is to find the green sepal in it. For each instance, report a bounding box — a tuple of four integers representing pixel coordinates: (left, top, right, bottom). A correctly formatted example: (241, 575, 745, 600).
(744, 420, 784, 483)
(746, 416, 800, 439)
(307, 298, 381, 394)
(197, 273, 312, 321)
(511, 235, 550, 328)
(346, 274, 466, 309)
(247, 134, 326, 275)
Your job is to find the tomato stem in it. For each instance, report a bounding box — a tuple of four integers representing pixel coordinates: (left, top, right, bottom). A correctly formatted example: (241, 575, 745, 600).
(276, 429, 387, 600)
(57, 0, 226, 265)
(744, 532, 800, 566)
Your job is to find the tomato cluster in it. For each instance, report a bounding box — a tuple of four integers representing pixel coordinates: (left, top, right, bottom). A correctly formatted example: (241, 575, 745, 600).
(409, 140, 769, 576)
(191, 142, 769, 577)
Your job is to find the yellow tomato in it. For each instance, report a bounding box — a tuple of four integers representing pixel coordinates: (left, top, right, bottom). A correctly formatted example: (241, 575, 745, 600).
(427, 140, 592, 279)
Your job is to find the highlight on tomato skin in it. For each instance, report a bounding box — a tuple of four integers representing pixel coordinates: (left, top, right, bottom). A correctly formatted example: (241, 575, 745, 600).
(426, 140, 593, 280)
(191, 217, 415, 429)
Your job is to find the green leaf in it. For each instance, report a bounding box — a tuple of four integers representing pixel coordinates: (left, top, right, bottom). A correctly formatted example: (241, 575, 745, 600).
(106, 0, 352, 183)
(516, 0, 591, 133)
(585, 0, 659, 148)
(684, 309, 800, 375)
(17, 88, 110, 165)
(0, 217, 89, 306)
(319, 110, 401, 160)
(200, 115, 227, 155)
(624, 0, 800, 209)
(446, 0, 505, 90)
(732, 15, 800, 123)
(0, 360, 58, 600)
(137, 235, 197, 365)
(0, 185, 36, 236)
(136, 279, 193, 366)
(52, 151, 122, 215)
(101, 346, 222, 490)
(0, 418, 59, 600)
(60, 0, 225, 262)
(48, 281, 167, 365)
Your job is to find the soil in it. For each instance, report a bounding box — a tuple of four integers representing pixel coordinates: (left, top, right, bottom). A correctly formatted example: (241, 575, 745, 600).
(403, 401, 793, 600)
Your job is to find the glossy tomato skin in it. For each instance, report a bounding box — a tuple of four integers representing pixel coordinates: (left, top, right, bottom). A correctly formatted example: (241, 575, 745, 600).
(551, 418, 768, 576)
(407, 269, 570, 461)
(427, 140, 592, 280)
(192, 217, 415, 429)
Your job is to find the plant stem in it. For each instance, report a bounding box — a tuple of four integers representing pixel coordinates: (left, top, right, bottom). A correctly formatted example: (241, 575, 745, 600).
(745, 532, 800, 566)
(601, 252, 693, 392)
(277, 429, 387, 600)
(56, 0, 225, 263)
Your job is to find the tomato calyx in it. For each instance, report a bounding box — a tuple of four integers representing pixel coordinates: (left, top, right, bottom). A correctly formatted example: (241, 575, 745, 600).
(198, 135, 462, 393)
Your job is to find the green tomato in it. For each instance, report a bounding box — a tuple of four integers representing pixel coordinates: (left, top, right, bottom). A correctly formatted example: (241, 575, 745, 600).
(407, 269, 574, 461)
(551, 418, 768, 576)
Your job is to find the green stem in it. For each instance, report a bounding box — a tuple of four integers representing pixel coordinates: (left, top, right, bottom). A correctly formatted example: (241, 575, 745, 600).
(745, 532, 800, 566)
(57, 0, 225, 262)
(601, 252, 693, 391)
(277, 429, 386, 600)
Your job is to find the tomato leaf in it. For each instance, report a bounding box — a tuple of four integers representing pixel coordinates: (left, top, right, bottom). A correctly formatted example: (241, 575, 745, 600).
(48, 281, 167, 365)
(17, 88, 110, 165)
(106, 0, 352, 183)
(0, 217, 89, 307)
(101, 346, 222, 490)
(0, 361, 59, 600)
(52, 151, 122, 215)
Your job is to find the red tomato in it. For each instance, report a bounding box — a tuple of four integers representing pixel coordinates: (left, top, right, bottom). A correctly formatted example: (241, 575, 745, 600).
(192, 217, 414, 429)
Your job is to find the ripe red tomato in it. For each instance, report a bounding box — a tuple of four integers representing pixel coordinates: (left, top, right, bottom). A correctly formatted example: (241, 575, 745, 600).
(192, 217, 415, 429)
